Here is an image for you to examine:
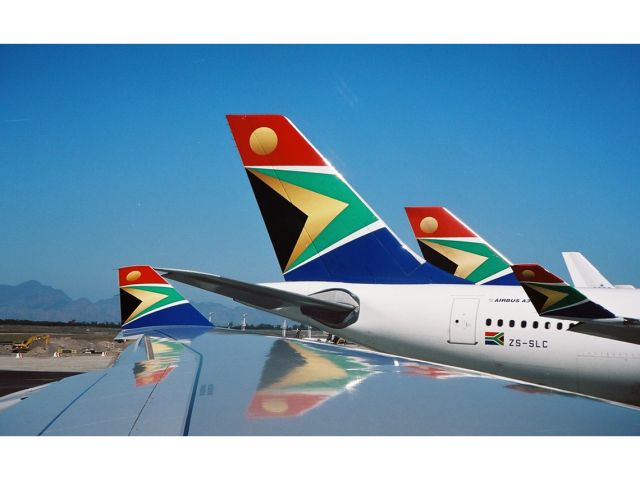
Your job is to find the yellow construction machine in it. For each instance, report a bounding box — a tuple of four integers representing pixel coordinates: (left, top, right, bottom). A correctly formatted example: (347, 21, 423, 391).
(12, 335, 50, 353)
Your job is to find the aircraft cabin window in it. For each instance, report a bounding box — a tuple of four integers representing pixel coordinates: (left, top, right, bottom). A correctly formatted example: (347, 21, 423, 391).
(486, 318, 491, 326)
(509, 320, 515, 328)
(521, 320, 527, 328)
(497, 319, 503, 327)
(545, 322, 550, 329)
(557, 322, 563, 330)
(533, 321, 539, 329)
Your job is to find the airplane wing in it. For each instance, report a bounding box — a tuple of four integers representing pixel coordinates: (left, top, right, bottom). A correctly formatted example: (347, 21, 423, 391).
(511, 264, 640, 345)
(562, 252, 614, 289)
(2, 265, 640, 435)
(3, 328, 640, 435)
(158, 267, 359, 329)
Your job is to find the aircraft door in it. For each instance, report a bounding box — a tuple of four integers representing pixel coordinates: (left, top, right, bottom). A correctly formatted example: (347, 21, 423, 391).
(449, 298, 479, 345)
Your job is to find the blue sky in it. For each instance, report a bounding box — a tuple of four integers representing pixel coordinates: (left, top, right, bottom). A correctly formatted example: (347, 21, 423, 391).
(2, 45, 640, 301)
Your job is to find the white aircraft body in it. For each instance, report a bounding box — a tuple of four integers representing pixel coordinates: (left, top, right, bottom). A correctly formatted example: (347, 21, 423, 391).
(161, 114, 640, 408)
(162, 273, 640, 407)
(304, 282, 640, 402)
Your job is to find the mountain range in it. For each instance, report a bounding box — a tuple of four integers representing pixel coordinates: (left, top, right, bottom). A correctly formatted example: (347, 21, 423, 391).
(0, 280, 283, 326)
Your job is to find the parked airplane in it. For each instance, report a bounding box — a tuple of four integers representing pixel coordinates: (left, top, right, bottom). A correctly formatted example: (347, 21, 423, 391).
(160, 114, 640, 407)
(6, 265, 635, 435)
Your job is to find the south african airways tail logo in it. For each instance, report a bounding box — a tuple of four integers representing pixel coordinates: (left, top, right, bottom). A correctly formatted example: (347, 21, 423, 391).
(118, 266, 211, 329)
(226, 115, 378, 275)
(404, 206, 518, 286)
(225, 114, 470, 286)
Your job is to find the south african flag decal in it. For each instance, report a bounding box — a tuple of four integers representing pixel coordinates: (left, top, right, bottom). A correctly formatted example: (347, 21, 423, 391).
(485, 331, 504, 346)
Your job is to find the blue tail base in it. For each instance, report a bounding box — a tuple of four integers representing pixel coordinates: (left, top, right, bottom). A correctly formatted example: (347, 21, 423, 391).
(284, 228, 470, 285)
(484, 272, 520, 286)
(122, 302, 212, 329)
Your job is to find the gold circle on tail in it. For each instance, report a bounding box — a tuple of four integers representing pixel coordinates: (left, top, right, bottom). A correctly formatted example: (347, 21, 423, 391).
(522, 269, 535, 280)
(420, 216, 439, 234)
(249, 127, 278, 155)
(261, 398, 288, 414)
(126, 270, 141, 282)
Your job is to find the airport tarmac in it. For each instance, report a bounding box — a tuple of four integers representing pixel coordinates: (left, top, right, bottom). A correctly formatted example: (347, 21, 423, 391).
(0, 355, 115, 372)
(0, 355, 116, 396)
(0, 371, 80, 397)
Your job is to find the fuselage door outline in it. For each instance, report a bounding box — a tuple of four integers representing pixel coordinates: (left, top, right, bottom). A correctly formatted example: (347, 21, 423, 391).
(449, 298, 479, 345)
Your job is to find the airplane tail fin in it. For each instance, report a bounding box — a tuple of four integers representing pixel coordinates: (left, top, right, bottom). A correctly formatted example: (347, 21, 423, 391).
(118, 265, 212, 330)
(561, 252, 614, 289)
(512, 264, 640, 345)
(511, 264, 616, 320)
(226, 115, 465, 285)
(404, 206, 518, 285)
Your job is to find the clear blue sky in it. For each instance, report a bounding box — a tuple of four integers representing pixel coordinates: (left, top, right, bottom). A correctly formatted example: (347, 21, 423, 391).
(2, 45, 640, 301)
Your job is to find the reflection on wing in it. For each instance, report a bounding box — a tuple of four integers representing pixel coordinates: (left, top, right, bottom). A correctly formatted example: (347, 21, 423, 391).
(505, 384, 557, 395)
(133, 337, 186, 387)
(402, 363, 482, 380)
(247, 339, 493, 420)
(248, 340, 373, 418)
(503, 384, 577, 399)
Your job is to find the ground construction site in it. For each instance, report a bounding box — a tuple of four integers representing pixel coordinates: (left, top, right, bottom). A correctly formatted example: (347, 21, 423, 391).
(0, 324, 125, 395)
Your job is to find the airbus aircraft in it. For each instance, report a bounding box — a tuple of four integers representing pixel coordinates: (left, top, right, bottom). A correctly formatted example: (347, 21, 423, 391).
(5, 265, 636, 435)
(159, 114, 640, 407)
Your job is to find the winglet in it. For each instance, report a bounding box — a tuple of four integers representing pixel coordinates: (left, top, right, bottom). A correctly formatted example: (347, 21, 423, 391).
(404, 206, 517, 285)
(511, 264, 617, 321)
(118, 265, 212, 330)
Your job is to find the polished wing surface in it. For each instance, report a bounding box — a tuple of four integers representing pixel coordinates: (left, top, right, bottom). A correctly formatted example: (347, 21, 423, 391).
(2, 328, 640, 435)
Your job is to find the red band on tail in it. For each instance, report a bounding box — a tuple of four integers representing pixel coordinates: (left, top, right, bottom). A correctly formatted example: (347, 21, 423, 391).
(511, 264, 565, 284)
(404, 206, 475, 238)
(118, 265, 169, 287)
(226, 114, 328, 167)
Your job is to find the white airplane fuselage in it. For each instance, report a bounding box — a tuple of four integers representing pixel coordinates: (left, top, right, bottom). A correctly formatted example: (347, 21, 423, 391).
(266, 281, 640, 407)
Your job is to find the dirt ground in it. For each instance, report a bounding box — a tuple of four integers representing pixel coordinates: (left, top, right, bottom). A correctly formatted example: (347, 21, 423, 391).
(0, 325, 126, 395)
(0, 325, 124, 359)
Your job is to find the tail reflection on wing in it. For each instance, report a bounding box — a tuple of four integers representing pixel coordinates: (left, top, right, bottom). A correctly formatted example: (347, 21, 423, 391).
(402, 363, 481, 380)
(248, 341, 372, 419)
(133, 337, 186, 387)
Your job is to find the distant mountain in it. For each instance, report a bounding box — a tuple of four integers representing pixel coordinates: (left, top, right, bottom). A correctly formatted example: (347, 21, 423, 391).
(0, 280, 72, 309)
(0, 280, 284, 326)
